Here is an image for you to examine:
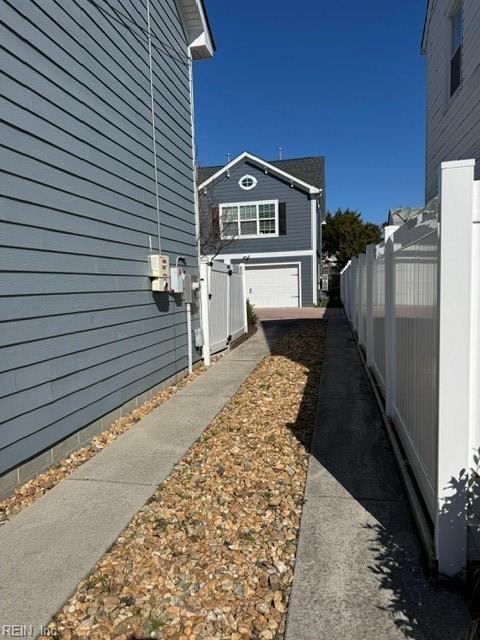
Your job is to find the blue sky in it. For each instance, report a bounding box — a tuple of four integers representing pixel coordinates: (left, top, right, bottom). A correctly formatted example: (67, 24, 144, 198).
(193, 0, 428, 225)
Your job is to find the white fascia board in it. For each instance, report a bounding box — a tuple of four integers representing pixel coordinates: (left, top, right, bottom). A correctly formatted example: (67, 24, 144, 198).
(311, 198, 318, 305)
(217, 250, 314, 260)
(176, 0, 214, 60)
(421, 0, 431, 54)
(198, 151, 321, 195)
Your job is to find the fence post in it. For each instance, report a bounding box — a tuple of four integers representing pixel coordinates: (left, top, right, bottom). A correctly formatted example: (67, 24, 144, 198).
(241, 264, 248, 333)
(384, 236, 396, 418)
(366, 244, 375, 367)
(383, 225, 399, 418)
(348, 260, 353, 324)
(358, 254, 366, 347)
(435, 159, 476, 577)
(226, 264, 231, 348)
(350, 257, 358, 332)
(199, 261, 211, 366)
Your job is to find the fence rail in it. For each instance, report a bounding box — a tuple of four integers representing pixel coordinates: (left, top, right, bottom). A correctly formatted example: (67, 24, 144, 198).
(341, 160, 480, 577)
(199, 260, 247, 366)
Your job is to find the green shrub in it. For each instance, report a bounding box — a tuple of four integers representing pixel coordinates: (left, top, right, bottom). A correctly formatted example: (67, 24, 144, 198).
(246, 299, 258, 327)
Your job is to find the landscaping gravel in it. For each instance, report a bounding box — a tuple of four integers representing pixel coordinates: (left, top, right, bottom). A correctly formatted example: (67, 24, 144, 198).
(41, 322, 326, 640)
(0, 367, 205, 524)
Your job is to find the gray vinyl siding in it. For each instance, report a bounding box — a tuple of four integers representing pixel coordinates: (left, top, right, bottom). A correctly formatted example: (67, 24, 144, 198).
(230, 255, 314, 306)
(0, 0, 200, 474)
(205, 162, 313, 254)
(424, 0, 480, 200)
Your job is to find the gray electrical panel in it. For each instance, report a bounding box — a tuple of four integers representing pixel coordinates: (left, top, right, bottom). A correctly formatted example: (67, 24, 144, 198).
(184, 274, 199, 304)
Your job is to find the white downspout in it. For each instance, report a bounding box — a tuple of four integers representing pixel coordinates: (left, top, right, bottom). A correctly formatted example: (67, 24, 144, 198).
(187, 53, 197, 374)
(186, 301, 193, 373)
(145, 0, 162, 255)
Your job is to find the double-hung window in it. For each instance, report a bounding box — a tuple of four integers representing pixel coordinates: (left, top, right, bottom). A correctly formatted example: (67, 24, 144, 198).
(450, 4, 463, 97)
(220, 200, 278, 238)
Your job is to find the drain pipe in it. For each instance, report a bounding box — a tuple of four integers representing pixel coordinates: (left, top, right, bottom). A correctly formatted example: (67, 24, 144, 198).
(186, 301, 193, 373)
(175, 256, 192, 374)
(187, 52, 198, 375)
(145, 0, 162, 255)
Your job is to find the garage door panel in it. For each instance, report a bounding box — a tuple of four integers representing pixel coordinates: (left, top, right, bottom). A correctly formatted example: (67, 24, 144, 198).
(245, 264, 299, 308)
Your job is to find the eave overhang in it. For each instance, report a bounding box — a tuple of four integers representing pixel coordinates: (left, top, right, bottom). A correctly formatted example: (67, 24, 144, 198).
(176, 0, 215, 60)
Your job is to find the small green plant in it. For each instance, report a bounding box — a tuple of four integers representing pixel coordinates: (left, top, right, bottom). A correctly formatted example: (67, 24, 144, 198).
(144, 615, 166, 635)
(84, 573, 110, 591)
(246, 299, 258, 327)
(153, 517, 168, 532)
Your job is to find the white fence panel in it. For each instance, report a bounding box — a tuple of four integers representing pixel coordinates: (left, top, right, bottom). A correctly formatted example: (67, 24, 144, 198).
(230, 266, 247, 342)
(391, 220, 439, 520)
(340, 160, 480, 577)
(200, 261, 248, 365)
(208, 262, 230, 354)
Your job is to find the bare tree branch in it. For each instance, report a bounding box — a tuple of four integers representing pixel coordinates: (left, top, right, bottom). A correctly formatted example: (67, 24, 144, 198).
(197, 171, 237, 260)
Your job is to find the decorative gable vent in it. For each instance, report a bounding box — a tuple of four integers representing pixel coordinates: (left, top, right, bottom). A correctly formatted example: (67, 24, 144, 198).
(239, 174, 257, 191)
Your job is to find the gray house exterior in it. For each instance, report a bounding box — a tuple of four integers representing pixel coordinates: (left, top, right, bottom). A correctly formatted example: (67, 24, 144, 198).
(422, 0, 480, 201)
(0, 0, 214, 495)
(198, 152, 325, 307)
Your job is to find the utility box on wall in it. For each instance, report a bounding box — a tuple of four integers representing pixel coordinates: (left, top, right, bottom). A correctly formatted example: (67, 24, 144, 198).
(148, 254, 170, 292)
(170, 266, 185, 293)
(184, 274, 200, 304)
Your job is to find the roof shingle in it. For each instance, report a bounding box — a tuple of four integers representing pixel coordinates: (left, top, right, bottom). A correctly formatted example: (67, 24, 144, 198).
(197, 155, 324, 190)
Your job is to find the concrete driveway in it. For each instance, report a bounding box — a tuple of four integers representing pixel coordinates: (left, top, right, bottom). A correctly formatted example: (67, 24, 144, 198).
(256, 306, 336, 320)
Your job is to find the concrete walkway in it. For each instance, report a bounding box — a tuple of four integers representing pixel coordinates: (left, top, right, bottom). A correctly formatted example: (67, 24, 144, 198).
(286, 313, 470, 640)
(256, 306, 328, 320)
(0, 323, 290, 637)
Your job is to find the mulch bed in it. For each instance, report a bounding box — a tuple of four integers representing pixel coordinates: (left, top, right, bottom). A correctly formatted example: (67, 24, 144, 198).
(0, 367, 206, 525)
(41, 321, 326, 640)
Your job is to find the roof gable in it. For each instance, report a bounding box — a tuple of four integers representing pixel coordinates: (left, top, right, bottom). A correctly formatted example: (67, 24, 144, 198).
(197, 152, 324, 194)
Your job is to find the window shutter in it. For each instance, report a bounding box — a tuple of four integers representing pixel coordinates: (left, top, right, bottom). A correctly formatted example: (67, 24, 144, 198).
(211, 206, 220, 238)
(278, 202, 287, 235)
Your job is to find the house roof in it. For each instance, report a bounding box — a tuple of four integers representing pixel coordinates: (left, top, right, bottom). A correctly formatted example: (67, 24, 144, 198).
(177, 0, 215, 59)
(387, 207, 423, 226)
(197, 152, 324, 193)
(200, 0, 216, 51)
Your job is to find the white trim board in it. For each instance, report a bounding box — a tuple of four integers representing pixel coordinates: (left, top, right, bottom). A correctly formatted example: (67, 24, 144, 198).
(217, 250, 314, 260)
(243, 261, 302, 308)
(198, 151, 321, 195)
(175, 0, 214, 59)
(311, 198, 318, 305)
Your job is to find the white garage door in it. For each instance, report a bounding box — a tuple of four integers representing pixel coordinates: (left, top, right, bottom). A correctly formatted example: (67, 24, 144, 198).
(245, 264, 300, 308)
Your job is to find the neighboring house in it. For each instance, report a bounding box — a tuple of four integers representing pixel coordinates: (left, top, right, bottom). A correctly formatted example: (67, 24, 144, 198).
(387, 207, 422, 226)
(197, 152, 325, 308)
(422, 0, 480, 200)
(0, 1, 214, 494)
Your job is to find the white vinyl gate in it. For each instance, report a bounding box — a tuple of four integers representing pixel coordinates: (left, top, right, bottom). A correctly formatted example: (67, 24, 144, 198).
(340, 160, 480, 577)
(199, 261, 247, 365)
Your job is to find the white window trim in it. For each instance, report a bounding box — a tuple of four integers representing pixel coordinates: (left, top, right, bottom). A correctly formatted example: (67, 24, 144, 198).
(238, 174, 257, 191)
(220, 199, 279, 239)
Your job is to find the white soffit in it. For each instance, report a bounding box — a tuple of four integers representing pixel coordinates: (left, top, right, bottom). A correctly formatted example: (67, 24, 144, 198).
(176, 0, 214, 59)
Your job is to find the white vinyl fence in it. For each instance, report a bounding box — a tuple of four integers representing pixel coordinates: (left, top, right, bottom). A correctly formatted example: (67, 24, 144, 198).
(199, 260, 248, 365)
(341, 160, 480, 577)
